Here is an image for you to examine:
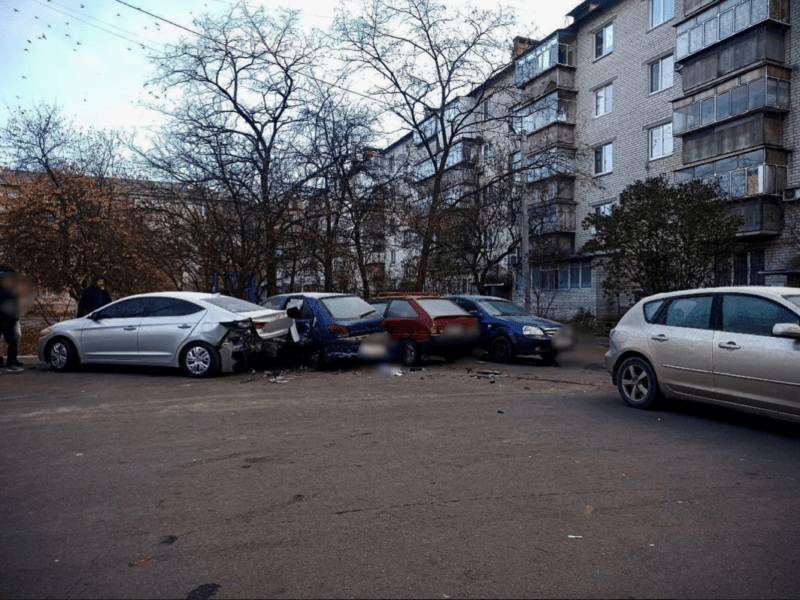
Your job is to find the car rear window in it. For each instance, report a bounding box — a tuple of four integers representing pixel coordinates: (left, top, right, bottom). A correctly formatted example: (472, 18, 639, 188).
(643, 299, 665, 323)
(417, 299, 469, 318)
(476, 299, 527, 316)
(204, 296, 267, 313)
(320, 296, 378, 320)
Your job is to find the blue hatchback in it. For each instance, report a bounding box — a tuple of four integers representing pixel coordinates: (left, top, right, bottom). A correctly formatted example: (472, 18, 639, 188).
(261, 293, 385, 367)
(446, 295, 573, 363)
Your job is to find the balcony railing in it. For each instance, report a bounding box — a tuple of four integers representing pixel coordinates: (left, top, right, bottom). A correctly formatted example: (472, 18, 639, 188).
(511, 92, 573, 136)
(673, 75, 789, 135)
(674, 149, 787, 198)
(675, 0, 790, 61)
(515, 41, 575, 87)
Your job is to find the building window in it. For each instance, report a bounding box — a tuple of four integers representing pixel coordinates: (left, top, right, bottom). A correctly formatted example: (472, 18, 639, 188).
(594, 84, 613, 117)
(594, 23, 613, 59)
(482, 96, 493, 119)
(649, 55, 673, 93)
(483, 142, 494, 165)
(717, 250, 765, 286)
(510, 151, 522, 183)
(649, 123, 673, 159)
(650, 0, 675, 28)
(390, 249, 396, 264)
(594, 143, 613, 175)
(532, 261, 592, 290)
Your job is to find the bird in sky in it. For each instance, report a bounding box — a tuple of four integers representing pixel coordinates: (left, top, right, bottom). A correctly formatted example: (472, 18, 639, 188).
(14, 8, 19, 12)
(76, 41, 82, 45)
(27, 39, 32, 43)
(81, 3, 85, 7)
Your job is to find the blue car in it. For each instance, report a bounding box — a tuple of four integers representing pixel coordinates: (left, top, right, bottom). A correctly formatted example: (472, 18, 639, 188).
(261, 293, 385, 367)
(446, 295, 573, 363)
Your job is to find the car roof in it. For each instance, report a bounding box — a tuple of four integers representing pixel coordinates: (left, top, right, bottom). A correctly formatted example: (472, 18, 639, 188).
(446, 294, 512, 301)
(277, 292, 353, 299)
(122, 291, 236, 302)
(642, 286, 800, 302)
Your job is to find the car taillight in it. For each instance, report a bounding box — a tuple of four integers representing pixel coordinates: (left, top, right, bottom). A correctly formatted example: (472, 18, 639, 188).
(328, 325, 348, 336)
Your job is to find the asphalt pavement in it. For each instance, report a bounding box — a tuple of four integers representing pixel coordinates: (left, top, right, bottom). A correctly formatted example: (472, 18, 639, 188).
(2, 343, 800, 599)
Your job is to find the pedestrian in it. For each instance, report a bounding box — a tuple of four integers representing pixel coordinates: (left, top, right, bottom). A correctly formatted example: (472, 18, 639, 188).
(0, 265, 24, 374)
(77, 273, 112, 318)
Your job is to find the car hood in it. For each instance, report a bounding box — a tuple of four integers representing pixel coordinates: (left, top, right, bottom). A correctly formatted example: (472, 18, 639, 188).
(496, 315, 562, 328)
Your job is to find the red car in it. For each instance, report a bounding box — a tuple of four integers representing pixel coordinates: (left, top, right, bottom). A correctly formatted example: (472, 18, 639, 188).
(369, 292, 479, 365)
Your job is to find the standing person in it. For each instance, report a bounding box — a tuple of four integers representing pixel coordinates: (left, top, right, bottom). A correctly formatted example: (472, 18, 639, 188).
(0, 265, 24, 374)
(77, 274, 112, 318)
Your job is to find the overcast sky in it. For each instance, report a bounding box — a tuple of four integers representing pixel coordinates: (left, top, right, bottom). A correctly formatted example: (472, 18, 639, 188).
(0, 0, 577, 147)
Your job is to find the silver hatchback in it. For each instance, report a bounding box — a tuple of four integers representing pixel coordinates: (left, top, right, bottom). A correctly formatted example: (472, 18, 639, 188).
(605, 287, 800, 420)
(38, 292, 293, 377)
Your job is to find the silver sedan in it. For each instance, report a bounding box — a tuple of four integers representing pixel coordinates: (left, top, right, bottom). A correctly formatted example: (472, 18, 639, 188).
(38, 292, 294, 377)
(605, 286, 800, 421)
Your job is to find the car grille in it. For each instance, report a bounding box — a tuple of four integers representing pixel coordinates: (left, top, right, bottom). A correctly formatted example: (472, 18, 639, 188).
(542, 327, 559, 338)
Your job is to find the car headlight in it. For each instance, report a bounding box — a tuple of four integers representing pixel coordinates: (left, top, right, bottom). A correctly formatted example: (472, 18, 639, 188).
(522, 325, 544, 337)
(40, 328, 52, 336)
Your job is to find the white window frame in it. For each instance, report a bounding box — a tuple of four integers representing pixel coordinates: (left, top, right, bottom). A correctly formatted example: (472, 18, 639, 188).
(649, 55, 674, 94)
(594, 143, 613, 175)
(649, 123, 674, 160)
(650, 0, 675, 29)
(483, 142, 494, 165)
(594, 23, 613, 60)
(594, 84, 613, 117)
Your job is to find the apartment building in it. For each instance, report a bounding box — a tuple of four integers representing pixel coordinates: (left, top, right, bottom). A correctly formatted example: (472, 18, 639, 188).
(378, 0, 798, 318)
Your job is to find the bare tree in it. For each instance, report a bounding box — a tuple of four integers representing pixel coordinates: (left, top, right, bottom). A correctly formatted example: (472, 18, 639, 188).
(334, 0, 516, 290)
(140, 3, 320, 297)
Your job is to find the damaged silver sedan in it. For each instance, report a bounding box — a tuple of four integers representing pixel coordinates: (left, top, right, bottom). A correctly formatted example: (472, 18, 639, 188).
(38, 292, 295, 378)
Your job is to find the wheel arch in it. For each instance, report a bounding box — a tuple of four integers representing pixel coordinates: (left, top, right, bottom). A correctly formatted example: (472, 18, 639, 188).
(46, 334, 82, 362)
(612, 351, 653, 386)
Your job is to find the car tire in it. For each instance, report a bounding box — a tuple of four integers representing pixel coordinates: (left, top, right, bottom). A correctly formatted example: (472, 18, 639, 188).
(180, 342, 221, 378)
(489, 336, 514, 363)
(48, 337, 79, 372)
(617, 356, 660, 409)
(401, 338, 419, 366)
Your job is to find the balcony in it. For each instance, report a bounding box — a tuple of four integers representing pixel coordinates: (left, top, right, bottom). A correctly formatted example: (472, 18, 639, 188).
(731, 197, 782, 236)
(675, 0, 789, 63)
(529, 202, 576, 237)
(673, 71, 790, 135)
(674, 148, 787, 198)
(412, 140, 479, 182)
(526, 147, 576, 184)
(515, 34, 576, 87)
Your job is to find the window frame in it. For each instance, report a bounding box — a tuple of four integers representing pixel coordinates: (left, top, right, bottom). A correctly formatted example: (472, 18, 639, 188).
(649, 55, 674, 94)
(721, 293, 800, 337)
(594, 83, 613, 117)
(649, 123, 674, 160)
(594, 23, 613, 60)
(594, 143, 613, 175)
(650, 0, 675, 29)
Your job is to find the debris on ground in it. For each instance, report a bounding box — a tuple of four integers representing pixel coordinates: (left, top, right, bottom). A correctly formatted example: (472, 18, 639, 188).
(128, 555, 154, 567)
(584, 505, 595, 516)
(471, 370, 501, 380)
(567, 535, 583, 539)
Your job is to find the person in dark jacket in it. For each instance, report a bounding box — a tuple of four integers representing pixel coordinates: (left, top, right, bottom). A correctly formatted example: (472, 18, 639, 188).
(77, 274, 112, 318)
(0, 265, 24, 373)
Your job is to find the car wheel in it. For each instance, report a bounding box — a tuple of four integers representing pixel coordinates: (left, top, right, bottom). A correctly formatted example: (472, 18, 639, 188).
(180, 342, 221, 378)
(48, 337, 79, 372)
(401, 338, 419, 366)
(489, 336, 514, 363)
(617, 357, 660, 409)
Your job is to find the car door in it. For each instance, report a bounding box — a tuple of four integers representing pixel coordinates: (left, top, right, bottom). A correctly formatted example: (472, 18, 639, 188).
(384, 299, 426, 341)
(645, 294, 715, 398)
(286, 297, 316, 342)
(137, 297, 206, 363)
(80, 297, 149, 362)
(713, 293, 800, 411)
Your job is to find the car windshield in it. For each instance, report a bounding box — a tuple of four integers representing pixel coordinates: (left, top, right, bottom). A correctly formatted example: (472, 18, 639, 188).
(204, 296, 267, 313)
(417, 299, 468, 317)
(320, 296, 377, 320)
(476, 299, 528, 316)
(785, 295, 800, 309)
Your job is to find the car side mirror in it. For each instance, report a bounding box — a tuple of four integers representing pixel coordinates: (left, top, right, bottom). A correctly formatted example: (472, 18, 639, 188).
(89, 311, 101, 320)
(772, 323, 800, 339)
(286, 307, 301, 320)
